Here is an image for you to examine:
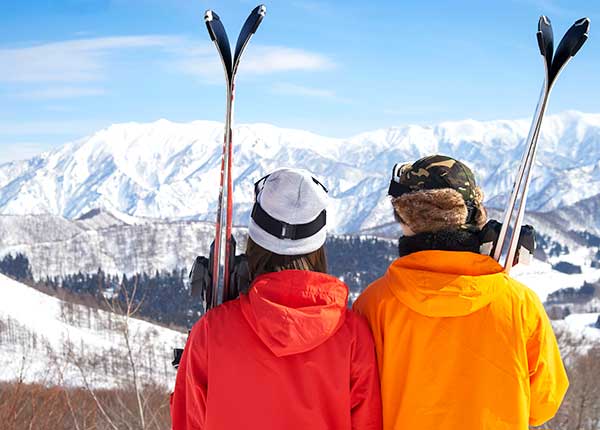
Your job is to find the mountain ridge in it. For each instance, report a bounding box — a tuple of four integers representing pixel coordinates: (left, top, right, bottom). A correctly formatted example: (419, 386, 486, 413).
(1, 111, 600, 234)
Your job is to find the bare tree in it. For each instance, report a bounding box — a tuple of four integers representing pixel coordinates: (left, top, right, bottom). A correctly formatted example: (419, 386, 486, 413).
(104, 275, 147, 429)
(543, 335, 600, 430)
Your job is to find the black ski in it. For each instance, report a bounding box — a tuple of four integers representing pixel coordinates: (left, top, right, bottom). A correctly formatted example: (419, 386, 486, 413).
(203, 4, 265, 311)
(494, 15, 590, 272)
(173, 5, 266, 369)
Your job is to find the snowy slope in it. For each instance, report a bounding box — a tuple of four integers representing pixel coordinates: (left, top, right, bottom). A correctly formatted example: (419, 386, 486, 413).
(511, 259, 600, 302)
(0, 273, 186, 388)
(554, 312, 600, 352)
(1, 209, 597, 303)
(0, 211, 248, 279)
(1, 111, 600, 234)
(562, 312, 600, 341)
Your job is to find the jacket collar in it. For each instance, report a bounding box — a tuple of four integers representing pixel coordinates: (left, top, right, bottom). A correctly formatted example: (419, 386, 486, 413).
(393, 250, 503, 276)
(398, 228, 482, 257)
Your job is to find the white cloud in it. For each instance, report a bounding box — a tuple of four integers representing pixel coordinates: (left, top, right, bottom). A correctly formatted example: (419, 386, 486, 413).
(383, 107, 448, 116)
(0, 120, 108, 137)
(272, 82, 336, 98)
(0, 142, 56, 164)
(242, 46, 335, 74)
(176, 44, 336, 82)
(173, 43, 225, 84)
(17, 86, 106, 100)
(0, 36, 336, 91)
(0, 36, 183, 83)
(271, 82, 352, 104)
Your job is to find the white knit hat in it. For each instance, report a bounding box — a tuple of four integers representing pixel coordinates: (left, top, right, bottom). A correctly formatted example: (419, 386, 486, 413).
(248, 167, 328, 255)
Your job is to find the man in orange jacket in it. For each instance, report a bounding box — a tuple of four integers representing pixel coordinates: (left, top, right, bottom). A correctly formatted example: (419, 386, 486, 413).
(353, 155, 568, 430)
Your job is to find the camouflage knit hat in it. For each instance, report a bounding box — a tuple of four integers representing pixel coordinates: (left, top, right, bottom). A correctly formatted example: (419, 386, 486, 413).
(388, 155, 486, 234)
(388, 155, 478, 202)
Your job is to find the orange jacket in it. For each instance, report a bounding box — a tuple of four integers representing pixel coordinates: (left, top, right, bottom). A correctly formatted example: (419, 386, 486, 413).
(353, 250, 568, 430)
(171, 270, 382, 430)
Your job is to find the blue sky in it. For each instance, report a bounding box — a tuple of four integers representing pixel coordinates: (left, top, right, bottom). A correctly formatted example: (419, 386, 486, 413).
(0, 0, 598, 163)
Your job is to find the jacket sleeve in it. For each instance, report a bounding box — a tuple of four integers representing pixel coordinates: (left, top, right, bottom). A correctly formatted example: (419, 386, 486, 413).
(353, 287, 385, 374)
(350, 312, 383, 430)
(525, 291, 569, 426)
(170, 317, 209, 430)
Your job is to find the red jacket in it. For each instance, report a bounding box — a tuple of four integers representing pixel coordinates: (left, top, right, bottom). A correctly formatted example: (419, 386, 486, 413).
(171, 270, 382, 430)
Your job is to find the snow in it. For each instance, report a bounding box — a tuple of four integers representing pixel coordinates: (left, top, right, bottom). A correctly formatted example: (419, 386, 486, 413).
(0, 212, 250, 279)
(554, 312, 600, 348)
(512, 258, 600, 302)
(1, 111, 600, 234)
(0, 273, 186, 388)
(565, 312, 600, 334)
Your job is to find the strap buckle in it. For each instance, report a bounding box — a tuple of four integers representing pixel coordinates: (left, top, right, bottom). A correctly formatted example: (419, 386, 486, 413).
(280, 222, 297, 239)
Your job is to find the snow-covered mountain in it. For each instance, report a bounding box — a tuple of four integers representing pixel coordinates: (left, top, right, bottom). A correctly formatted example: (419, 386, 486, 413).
(0, 272, 185, 388)
(1, 111, 600, 234)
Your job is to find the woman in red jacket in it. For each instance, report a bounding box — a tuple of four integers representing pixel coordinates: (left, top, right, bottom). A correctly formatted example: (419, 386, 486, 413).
(171, 167, 382, 430)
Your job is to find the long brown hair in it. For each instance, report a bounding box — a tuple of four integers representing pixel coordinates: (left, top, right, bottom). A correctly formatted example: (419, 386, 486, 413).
(246, 237, 328, 281)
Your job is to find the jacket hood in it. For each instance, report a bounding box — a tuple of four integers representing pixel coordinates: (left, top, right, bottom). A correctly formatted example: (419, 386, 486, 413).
(385, 250, 505, 317)
(240, 270, 348, 357)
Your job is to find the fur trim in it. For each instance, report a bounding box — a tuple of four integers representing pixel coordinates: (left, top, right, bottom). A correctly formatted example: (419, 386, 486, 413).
(471, 187, 487, 229)
(392, 188, 487, 234)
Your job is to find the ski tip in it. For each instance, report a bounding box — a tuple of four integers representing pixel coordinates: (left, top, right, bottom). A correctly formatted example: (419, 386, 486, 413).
(566, 17, 590, 58)
(536, 15, 554, 61)
(246, 4, 267, 36)
(573, 17, 591, 38)
(252, 4, 267, 32)
(204, 10, 218, 41)
(574, 17, 591, 39)
(538, 15, 551, 29)
(574, 17, 591, 28)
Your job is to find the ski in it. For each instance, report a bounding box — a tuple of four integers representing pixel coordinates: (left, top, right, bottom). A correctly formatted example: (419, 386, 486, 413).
(204, 5, 266, 310)
(494, 15, 590, 273)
